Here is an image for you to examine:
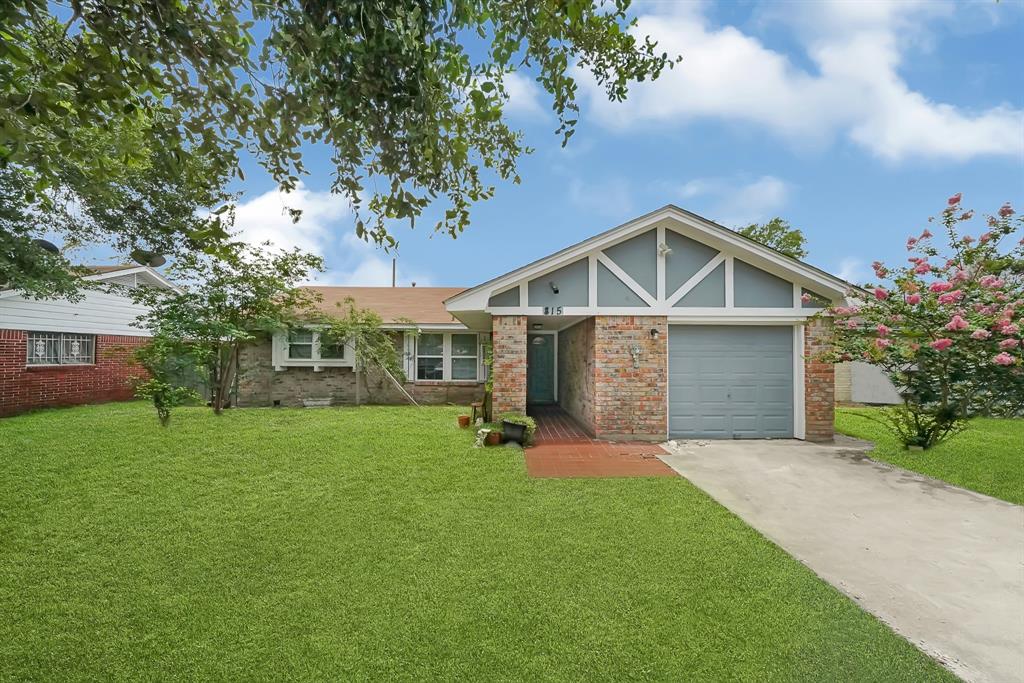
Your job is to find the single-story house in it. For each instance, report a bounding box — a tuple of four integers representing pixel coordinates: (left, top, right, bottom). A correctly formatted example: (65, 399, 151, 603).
(240, 205, 851, 441)
(0, 265, 173, 416)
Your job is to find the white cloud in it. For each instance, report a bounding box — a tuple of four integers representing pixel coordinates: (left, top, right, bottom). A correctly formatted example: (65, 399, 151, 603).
(230, 184, 434, 286)
(231, 182, 351, 254)
(836, 257, 869, 285)
(579, 2, 1023, 162)
(502, 72, 546, 118)
(670, 175, 790, 227)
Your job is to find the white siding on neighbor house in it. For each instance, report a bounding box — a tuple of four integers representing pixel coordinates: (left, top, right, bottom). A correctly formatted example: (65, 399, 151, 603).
(0, 289, 152, 336)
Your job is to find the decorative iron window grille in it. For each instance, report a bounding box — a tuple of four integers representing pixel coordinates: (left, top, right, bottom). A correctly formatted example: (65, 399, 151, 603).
(26, 332, 95, 366)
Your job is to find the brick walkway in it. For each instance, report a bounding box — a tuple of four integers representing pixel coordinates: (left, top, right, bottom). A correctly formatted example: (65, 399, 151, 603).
(525, 405, 676, 478)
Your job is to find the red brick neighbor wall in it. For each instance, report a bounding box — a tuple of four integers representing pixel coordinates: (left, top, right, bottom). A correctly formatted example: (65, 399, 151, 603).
(804, 318, 835, 442)
(0, 331, 148, 417)
(592, 316, 667, 441)
(491, 315, 527, 415)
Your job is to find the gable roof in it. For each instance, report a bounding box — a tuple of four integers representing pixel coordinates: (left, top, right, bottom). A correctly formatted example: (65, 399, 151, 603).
(81, 264, 139, 274)
(302, 286, 466, 325)
(446, 204, 854, 311)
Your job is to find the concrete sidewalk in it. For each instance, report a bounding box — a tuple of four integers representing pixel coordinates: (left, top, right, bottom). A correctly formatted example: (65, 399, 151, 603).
(659, 438, 1024, 683)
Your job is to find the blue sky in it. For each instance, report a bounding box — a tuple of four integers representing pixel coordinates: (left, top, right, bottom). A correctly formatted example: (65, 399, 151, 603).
(114, 0, 1024, 288)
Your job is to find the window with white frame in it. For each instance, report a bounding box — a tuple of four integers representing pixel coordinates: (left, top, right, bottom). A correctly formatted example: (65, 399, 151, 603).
(415, 332, 479, 381)
(26, 332, 95, 366)
(284, 329, 346, 363)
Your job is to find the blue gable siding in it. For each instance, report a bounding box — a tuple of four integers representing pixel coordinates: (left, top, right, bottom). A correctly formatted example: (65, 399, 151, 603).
(527, 258, 589, 307)
(601, 229, 657, 298)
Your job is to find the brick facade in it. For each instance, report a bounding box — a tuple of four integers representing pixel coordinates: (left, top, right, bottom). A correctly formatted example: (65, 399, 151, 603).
(592, 316, 668, 440)
(0, 330, 148, 417)
(804, 318, 835, 442)
(556, 318, 596, 434)
(235, 336, 484, 408)
(491, 315, 527, 415)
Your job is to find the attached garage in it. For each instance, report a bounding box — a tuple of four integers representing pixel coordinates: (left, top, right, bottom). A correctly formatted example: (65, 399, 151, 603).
(668, 325, 795, 439)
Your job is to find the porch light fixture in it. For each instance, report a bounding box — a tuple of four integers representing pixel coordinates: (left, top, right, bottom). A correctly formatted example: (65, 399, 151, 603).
(649, 328, 660, 340)
(549, 281, 559, 294)
(532, 323, 543, 330)
(532, 336, 546, 345)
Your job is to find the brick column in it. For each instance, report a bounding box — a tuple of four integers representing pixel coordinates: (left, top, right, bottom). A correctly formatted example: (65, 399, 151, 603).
(592, 316, 667, 441)
(804, 318, 835, 442)
(491, 315, 527, 415)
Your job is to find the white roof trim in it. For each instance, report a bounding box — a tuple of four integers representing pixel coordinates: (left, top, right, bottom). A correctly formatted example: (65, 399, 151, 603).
(0, 265, 178, 300)
(446, 205, 852, 312)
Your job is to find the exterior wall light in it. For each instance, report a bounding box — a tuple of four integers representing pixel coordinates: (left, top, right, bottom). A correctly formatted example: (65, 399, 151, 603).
(658, 242, 673, 256)
(549, 281, 559, 294)
(650, 328, 660, 340)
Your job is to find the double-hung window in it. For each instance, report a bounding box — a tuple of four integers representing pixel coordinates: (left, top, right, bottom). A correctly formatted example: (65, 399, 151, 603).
(282, 328, 347, 364)
(415, 332, 479, 381)
(26, 332, 95, 366)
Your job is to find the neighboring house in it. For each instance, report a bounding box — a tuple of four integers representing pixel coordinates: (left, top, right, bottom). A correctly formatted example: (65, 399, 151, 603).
(835, 361, 902, 405)
(240, 205, 850, 442)
(0, 265, 173, 417)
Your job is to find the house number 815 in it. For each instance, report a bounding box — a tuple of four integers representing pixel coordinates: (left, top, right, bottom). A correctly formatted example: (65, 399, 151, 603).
(543, 306, 564, 315)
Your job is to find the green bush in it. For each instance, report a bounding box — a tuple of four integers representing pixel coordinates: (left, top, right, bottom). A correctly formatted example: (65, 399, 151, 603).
(497, 413, 537, 445)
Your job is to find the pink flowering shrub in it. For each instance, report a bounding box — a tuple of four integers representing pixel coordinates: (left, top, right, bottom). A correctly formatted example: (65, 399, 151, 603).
(824, 196, 1024, 449)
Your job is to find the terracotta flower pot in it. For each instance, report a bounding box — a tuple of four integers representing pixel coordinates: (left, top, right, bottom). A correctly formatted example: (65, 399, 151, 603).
(485, 430, 502, 446)
(458, 415, 471, 428)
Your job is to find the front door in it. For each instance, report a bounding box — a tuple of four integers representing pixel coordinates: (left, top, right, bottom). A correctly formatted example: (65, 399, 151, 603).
(527, 334, 555, 404)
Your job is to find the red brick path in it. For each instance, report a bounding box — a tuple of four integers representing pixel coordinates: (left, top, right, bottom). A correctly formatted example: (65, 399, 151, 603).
(525, 405, 676, 478)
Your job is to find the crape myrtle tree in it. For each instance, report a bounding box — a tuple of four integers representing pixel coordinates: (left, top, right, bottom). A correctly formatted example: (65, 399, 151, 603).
(824, 195, 1024, 449)
(133, 243, 324, 416)
(3, 1, 678, 295)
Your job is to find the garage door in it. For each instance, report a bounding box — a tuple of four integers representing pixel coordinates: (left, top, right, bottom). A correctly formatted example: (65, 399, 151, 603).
(668, 325, 793, 439)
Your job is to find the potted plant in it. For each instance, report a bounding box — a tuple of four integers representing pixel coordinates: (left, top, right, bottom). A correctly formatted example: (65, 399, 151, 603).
(498, 413, 537, 446)
(458, 414, 471, 428)
(485, 429, 501, 446)
(501, 419, 527, 445)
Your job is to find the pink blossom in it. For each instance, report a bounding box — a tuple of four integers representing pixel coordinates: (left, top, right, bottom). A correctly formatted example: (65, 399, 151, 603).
(952, 269, 970, 282)
(937, 290, 963, 305)
(971, 329, 991, 340)
(945, 315, 969, 331)
(1000, 323, 1020, 335)
(999, 338, 1020, 350)
(909, 342, 921, 352)
(800, 293, 812, 304)
(846, 320, 858, 329)
(905, 293, 921, 305)
(959, 211, 974, 221)
(962, 235, 975, 245)
(979, 232, 992, 244)
(872, 260, 888, 277)
(906, 237, 917, 250)
(979, 275, 1004, 289)
(948, 193, 962, 206)
(877, 324, 891, 337)
(875, 338, 892, 349)
(920, 228, 933, 239)
(929, 281, 953, 293)
(914, 261, 931, 274)
(993, 352, 1015, 366)
(874, 288, 888, 301)
(930, 338, 954, 351)
(999, 203, 1015, 218)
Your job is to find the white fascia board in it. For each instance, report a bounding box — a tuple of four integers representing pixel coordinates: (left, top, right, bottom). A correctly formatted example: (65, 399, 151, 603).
(446, 205, 850, 313)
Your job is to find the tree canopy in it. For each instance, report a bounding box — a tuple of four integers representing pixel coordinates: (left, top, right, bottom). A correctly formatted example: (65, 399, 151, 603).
(2, 0, 677, 283)
(738, 218, 808, 260)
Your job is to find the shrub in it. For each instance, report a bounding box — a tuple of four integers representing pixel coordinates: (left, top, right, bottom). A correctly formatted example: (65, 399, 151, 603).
(497, 413, 537, 445)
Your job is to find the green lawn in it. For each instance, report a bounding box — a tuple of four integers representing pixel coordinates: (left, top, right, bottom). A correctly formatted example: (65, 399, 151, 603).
(836, 407, 1024, 506)
(1, 403, 952, 681)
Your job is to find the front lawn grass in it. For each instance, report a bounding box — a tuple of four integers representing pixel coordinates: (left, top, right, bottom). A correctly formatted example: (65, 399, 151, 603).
(1, 403, 953, 680)
(836, 407, 1024, 505)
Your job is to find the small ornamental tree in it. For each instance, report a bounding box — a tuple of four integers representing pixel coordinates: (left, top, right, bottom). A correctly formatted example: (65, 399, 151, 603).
(825, 195, 1023, 448)
(133, 334, 201, 427)
(134, 243, 323, 415)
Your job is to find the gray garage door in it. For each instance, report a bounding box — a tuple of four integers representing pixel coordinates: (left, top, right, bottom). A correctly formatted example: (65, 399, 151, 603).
(668, 325, 793, 438)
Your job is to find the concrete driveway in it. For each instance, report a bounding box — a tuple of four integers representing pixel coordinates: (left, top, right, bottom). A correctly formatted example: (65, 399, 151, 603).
(659, 438, 1024, 683)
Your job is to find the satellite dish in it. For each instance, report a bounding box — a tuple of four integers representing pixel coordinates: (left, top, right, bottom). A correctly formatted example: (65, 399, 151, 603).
(32, 238, 60, 254)
(130, 249, 166, 268)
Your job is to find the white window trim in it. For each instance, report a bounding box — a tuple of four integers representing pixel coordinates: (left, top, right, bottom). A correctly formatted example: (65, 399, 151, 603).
(414, 332, 483, 383)
(272, 328, 355, 372)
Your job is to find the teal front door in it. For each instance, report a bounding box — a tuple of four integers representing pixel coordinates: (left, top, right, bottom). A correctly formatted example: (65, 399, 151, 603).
(527, 334, 555, 404)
